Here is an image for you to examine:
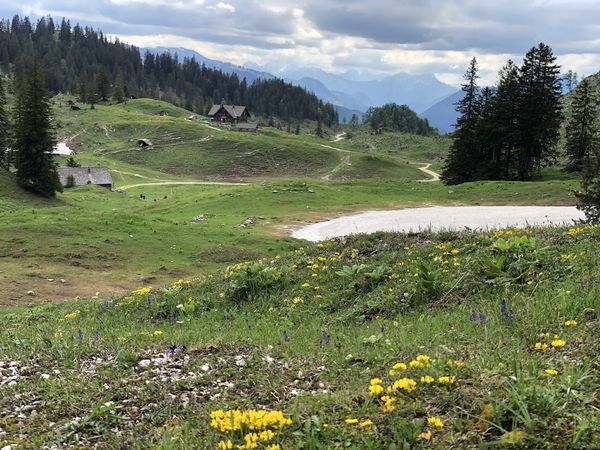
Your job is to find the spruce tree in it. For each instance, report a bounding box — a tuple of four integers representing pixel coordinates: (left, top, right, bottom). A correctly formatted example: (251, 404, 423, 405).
(13, 61, 62, 197)
(113, 74, 125, 103)
(0, 74, 10, 170)
(516, 43, 563, 180)
(96, 67, 110, 101)
(442, 57, 481, 185)
(490, 60, 521, 179)
(565, 78, 598, 172)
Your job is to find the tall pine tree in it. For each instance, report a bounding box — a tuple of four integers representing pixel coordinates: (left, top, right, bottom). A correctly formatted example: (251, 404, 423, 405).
(565, 78, 598, 171)
(13, 61, 62, 197)
(0, 74, 10, 170)
(516, 43, 563, 180)
(442, 57, 481, 185)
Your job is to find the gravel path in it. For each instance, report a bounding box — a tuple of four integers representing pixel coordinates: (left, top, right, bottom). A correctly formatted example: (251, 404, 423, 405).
(291, 206, 585, 241)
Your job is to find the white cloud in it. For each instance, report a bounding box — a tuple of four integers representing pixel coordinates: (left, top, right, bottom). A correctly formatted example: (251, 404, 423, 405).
(207, 2, 235, 13)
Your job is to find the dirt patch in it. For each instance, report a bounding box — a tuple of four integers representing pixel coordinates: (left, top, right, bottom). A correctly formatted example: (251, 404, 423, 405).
(193, 245, 265, 264)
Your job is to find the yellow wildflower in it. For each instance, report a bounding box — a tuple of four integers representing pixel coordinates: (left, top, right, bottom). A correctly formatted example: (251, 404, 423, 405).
(64, 310, 80, 320)
(427, 416, 444, 427)
(551, 339, 566, 348)
(392, 362, 407, 371)
(419, 431, 432, 440)
(152, 330, 163, 336)
(447, 359, 465, 367)
(544, 369, 559, 376)
(564, 320, 577, 326)
(218, 440, 233, 450)
(392, 377, 417, 392)
(381, 395, 396, 412)
(534, 342, 548, 351)
(359, 419, 373, 427)
(345, 418, 359, 424)
(437, 376, 456, 384)
(420, 376, 435, 384)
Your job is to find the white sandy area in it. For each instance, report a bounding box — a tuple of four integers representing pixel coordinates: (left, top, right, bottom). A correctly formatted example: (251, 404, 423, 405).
(291, 206, 586, 241)
(53, 142, 74, 155)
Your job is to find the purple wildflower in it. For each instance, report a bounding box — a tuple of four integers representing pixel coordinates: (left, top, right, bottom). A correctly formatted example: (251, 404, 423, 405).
(478, 312, 486, 323)
(508, 309, 514, 321)
(146, 295, 152, 306)
(501, 299, 507, 315)
(283, 330, 290, 342)
(469, 311, 476, 321)
(76, 329, 83, 340)
(379, 324, 385, 333)
(228, 314, 235, 321)
(101, 300, 109, 312)
(94, 331, 100, 341)
(383, 426, 394, 437)
(170, 314, 177, 324)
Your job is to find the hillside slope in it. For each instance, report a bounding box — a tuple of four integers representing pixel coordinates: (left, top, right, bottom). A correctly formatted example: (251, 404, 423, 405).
(54, 97, 422, 181)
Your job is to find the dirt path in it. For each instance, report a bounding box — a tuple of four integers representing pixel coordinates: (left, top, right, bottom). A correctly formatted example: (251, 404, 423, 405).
(119, 181, 248, 190)
(111, 169, 163, 181)
(291, 206, 585, 241)
(319, 143, 352, 153)
(322, 154, 352, 181)
(411, 162, 441, 182)
(333, 132, 347, 142)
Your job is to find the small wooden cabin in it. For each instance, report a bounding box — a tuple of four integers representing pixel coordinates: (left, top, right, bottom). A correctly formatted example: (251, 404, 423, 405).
(207, 105, 250, 124)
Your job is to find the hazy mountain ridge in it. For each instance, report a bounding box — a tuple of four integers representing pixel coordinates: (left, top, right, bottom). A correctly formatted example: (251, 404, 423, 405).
(143, 47, 457, 116)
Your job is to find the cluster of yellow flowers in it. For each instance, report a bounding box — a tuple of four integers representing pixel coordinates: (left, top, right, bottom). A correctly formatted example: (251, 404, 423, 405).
(366, 354, 462, 433)
(131, 286, 152, 296)
(170, 279, 193, 289)
(63, 310, 80, 320)
(534, 325, 572, 351)
(210, 409, 292, 450)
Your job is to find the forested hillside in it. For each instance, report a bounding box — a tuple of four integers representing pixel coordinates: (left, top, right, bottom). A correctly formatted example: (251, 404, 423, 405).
(0, 15, 338, 125)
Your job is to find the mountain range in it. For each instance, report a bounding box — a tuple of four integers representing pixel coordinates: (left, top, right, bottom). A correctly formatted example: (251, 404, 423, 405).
(143, 47, 461, 129)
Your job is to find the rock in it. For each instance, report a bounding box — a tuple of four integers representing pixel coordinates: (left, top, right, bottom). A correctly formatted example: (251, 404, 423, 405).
(138, 360, 151, 368)
(40, 374, 50, 380)
(26, 291, 36, 296)
(236, 217, 256, 228)
(191, 214, 207, 222)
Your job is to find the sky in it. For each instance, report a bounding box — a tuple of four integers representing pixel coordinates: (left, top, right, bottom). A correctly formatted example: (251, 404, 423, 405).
(1, 0, 600, 86)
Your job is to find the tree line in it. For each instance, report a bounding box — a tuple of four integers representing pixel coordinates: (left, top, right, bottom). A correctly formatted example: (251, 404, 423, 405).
(442, 43, 563, 183)
(442, 42, 600, 222)
(363, 103, 436, 136)
(0, 15, 338, 125)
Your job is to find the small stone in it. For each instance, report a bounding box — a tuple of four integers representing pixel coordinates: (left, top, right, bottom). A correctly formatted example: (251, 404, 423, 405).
(26, 290, 36, 296)
(40, 373, 50, 380)
(138, 360, 151, 368)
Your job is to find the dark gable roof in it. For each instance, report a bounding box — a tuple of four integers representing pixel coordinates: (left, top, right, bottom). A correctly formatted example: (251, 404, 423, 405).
(57, 167, 113, 187)
(208, 104, 248, 118)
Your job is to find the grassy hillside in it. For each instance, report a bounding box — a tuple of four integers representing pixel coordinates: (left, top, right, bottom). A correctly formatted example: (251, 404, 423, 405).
(53, 97, 423, 182)
(338, 130, 451, 172)
(1, 225, 598, 448)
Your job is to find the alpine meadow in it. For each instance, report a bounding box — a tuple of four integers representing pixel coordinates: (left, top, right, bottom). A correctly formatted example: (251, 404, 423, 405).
(0, 5, 599, 450)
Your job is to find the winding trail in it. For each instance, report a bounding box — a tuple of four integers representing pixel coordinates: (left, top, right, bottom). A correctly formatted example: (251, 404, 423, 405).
(333, 132, 347, 142)
(411, 162, 441, 182)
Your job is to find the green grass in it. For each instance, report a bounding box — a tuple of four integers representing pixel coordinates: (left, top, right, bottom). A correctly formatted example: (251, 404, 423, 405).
(0, 164, 580, 305)
(338, 129, 451, 172)
(1, 225, 598, 448)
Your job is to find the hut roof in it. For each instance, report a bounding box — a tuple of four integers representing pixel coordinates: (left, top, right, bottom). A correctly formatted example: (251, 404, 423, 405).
(236, 122, 259, 131)
(208, 105, 248, 118)
(57, 167, 113, 187)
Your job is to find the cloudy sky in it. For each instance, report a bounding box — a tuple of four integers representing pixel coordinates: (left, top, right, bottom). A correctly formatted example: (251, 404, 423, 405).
(1, 0, 600, 85)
